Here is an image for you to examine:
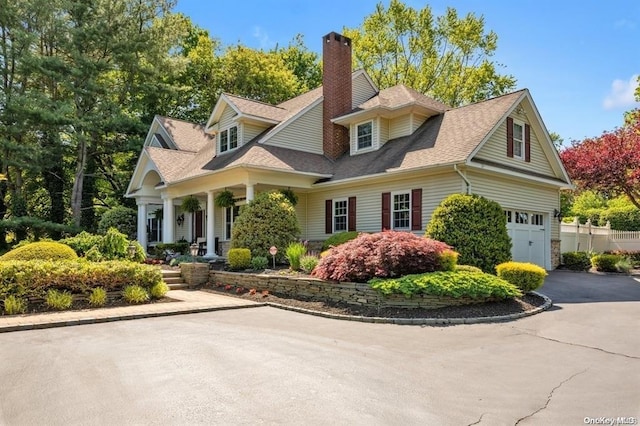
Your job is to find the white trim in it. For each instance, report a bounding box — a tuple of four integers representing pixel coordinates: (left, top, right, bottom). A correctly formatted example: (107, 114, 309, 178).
(356, 120, 374, 151)
(466, 161, 572, 189)
(205, 93, 241, 131)
(512, 118, 525, 160)
(332, 198, 348, 233)
(218, 124, 239, 154)
(391, 190, 411, 230)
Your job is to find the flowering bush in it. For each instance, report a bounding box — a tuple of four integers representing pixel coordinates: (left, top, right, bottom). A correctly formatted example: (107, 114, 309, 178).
(312, 230, 455, 282)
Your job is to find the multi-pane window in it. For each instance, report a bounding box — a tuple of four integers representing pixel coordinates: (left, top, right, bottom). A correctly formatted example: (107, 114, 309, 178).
(333, 199, 347, 232)
(513, 121, 524, 158)
(219, 125, 238, 153)
(505, 210, 512, 223)
(515, 211, 529, 224)
(393, 192, 410, 229)
(357, 121, 373, 150)
(225, 205, 240, 240)
(531, 214, 544, 226)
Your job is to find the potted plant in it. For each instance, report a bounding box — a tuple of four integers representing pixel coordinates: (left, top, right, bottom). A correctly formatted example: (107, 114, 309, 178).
(181, 195, 201, 240)
(215, 189, 235, 208)
(279, 188, 298, 206)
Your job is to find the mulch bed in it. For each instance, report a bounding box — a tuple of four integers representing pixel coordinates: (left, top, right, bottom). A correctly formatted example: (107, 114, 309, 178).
(201, 284, 546, 319)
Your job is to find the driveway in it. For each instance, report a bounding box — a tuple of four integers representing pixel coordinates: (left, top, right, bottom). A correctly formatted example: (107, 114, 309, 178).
(0, 271, 638, 425)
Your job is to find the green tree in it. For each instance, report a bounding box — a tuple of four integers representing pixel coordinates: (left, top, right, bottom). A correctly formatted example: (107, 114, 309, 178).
(343, 0, 516, 107)
(426, 194, 512, 272)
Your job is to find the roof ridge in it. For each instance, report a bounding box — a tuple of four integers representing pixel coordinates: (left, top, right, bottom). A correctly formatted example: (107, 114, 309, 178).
(448, 89, 527, 111)
(224, 93, 288, 110)
(156, 115, 205, 128)
(145, 146, 198, 156)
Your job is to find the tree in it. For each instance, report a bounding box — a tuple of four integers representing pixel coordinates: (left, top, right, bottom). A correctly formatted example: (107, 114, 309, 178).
(426, 194, 512, 272)
(549, 132, 564, 150)
(343, 0, 516, 107)
(560, 118, 640, 209)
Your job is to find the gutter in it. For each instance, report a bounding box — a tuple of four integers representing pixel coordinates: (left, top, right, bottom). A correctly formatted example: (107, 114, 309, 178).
(454, 164, 471, 194)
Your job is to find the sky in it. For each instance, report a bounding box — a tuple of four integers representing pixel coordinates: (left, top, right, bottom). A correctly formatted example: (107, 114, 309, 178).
(174, 0, 640, 146)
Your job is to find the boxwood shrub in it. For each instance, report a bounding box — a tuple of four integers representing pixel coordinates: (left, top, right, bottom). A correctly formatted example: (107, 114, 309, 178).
(0, 260, 163, 299)
(0, 241, 78, 262)
(561, 251, 592, 271)
(313, 231, 455, 282)
(496, 261, 547, 292)
(228, 248, 251, 270)
(369, 271, 522, 300)
(591, 254, 622, 272)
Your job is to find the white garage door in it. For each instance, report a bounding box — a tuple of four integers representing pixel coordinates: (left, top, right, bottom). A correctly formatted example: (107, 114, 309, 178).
(505, 210, 546, 268)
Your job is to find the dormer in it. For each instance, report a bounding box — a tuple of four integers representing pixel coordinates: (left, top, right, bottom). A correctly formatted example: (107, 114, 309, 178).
(205, 93, 288, 155)
(331, 85, 449, 156)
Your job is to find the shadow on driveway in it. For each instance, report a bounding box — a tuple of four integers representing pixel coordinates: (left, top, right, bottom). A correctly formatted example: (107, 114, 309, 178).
(539, 270, 640, 304)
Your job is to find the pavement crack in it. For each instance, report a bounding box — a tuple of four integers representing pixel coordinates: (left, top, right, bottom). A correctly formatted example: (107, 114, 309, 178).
(467, 413, 485, 425)
(510, 328, 640, 360)
(514, 369, 587, 425)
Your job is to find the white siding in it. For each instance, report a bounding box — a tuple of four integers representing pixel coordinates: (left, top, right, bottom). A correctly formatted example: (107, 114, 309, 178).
(389, 115, 411, 140)
(295, 193, 308, 237)
(412, 114, 427, 132)
(474, 108, 555, 176)
(243, 123, 268, 145)
(468, 171, 560, 239)
(304, 173, 464, 240)
(218, 106, 237, 130)
(379, 117, 390, 145)
(352, 72, 377, 108)
(266, 102, 323, 154)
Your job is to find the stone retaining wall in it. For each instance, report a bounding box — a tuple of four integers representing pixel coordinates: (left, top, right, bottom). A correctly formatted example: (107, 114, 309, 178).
(209, 271, 493, 310)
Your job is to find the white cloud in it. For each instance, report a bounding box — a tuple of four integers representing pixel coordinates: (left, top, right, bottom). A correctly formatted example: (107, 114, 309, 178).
(252, 26, 272, 49)
(603, 74, 640, 110)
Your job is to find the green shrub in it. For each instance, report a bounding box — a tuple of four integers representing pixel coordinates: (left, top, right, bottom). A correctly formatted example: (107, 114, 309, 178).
(0, 216, 79, 242)
(153, 242, 190, 257)
(496, 261, 547, 292)
(88, 287, 107, 307)
(321, 231, 360, 251)
(231, 191, 300, 261)
(426, 194, 512, 273)
(228, 248, 252, 270)
(300, 255, 319, 274)
(60, 231, 103, 257)
(591, 254, 623, 272)
(438, 250, 458, 272)
(561, 251, 592, 271)
(85, 245, 104, 262)
(251, 256, 269, 270)
(313, 231, 453, 282)
(599, 206, 640, 231)
(0, 260, 163, 299)
(97, 206, 137, 239)
(123, 285, 149, 304)
(369, 271, 522, 300)
(45, 289, 73, 310)
(98, 227, 129, 260)
(149, 281, 169, 299)
(606, 250, 640, 267)
(285, 242, 307, 271)
(615, 258, 633, 274)
(455, 264, 483, 273)
(0, 241, 78, 262)
(3, 295, 27, 315)
(169, 255, 208, 266)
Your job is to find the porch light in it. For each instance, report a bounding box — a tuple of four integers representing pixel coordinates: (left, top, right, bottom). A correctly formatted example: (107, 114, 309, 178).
(127, 242, 137, 259)
(553, 209, 563, 223)
(190, 243, 199, 262)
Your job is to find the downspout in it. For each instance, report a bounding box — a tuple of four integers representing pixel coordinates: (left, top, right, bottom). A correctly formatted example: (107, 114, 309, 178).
(454, 164, 471, 194)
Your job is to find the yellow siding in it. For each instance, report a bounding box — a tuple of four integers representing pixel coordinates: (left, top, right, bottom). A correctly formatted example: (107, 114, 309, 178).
(304, 173, 464, 240)
(379, 117, 390, 145)
(243, 123, 268, 145)
(352, 72, 377, 108)
(467, 171, 560, 239)
(389, 115, 411, 140)
(412, 114, 427, 132)
(474, 109, 555, 177)
(266, 102, 323, 154)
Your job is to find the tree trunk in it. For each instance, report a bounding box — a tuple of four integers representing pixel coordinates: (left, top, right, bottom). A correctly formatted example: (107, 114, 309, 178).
(71, 136, 87, 227)
(80, 146, 97, 232)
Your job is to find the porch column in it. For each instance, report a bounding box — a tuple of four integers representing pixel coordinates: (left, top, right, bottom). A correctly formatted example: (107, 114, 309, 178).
(136, 201, 148, 254)
(163, 197, 175, 243)
(205, 190, 216, 258)
(246, 184, 255, 202)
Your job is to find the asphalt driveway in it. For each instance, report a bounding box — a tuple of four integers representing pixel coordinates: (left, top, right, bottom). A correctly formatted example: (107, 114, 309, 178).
(0, 271, 638, 425)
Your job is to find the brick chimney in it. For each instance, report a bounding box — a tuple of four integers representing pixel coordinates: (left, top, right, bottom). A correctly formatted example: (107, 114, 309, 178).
(322, 32, 352, 160)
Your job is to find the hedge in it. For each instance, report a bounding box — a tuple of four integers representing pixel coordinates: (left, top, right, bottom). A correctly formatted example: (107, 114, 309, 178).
(496, 261, 547, 292)
(0, 260, 163, 299)
(561, 251, 592, 271)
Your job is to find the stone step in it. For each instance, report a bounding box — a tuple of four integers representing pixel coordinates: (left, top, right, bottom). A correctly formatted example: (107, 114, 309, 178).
(161, 270, 181, 278)
(164, 276, 185, 284)
(167, 282, 190, 290)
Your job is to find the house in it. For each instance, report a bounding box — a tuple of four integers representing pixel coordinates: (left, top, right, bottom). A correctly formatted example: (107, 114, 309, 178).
(126, 32, 572, 270)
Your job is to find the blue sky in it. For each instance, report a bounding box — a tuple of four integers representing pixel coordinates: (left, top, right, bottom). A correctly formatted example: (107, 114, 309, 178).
(175, 0, 639, 146)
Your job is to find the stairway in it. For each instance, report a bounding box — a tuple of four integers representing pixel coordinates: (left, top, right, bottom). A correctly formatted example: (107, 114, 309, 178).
(162, 269, 190, 290)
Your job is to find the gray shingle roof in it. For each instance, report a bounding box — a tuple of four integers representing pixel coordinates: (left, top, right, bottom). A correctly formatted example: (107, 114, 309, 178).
(224, 93, 289, 122)
(357, 85, 449, 112)
(156, 116, 214, 152)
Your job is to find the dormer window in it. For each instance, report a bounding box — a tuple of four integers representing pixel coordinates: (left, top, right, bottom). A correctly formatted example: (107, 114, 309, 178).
(357, 121, 373, 150)
(219, 125, 238, 153)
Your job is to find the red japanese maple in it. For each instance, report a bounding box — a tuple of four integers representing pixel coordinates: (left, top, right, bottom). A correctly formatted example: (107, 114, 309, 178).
(560, 116, 640, 209)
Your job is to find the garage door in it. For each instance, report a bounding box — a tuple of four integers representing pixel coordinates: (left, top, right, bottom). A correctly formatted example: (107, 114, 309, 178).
(505, 210, 546, 268)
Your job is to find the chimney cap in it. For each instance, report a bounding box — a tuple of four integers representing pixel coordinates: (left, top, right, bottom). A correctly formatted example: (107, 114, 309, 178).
(323, 31, 351, 46)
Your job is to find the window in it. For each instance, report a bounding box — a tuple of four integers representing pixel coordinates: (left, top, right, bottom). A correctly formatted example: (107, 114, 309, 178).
(505, 210, 512, 223)
(333, 199, 347, 232)
(225, 205, 240, 240)
(513, 121, 524, 159)
(393, 192, 410, 229)
(219, 125, 238, 153)
(515, 211, 529, 224)
(531, 214, 544, 226)
(357, 121, 373, 150)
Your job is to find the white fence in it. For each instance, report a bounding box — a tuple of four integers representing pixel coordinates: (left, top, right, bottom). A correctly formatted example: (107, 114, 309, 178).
(560, 218, 640, 253)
